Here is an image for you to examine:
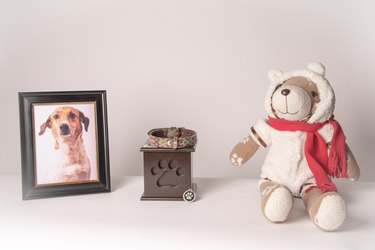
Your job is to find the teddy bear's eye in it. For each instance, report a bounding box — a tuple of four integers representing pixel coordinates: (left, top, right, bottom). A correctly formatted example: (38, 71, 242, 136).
(311, 91, 317, 97)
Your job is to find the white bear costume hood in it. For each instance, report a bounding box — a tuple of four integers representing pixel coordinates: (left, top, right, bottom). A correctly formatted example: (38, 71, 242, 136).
(265, 62, 335, 123)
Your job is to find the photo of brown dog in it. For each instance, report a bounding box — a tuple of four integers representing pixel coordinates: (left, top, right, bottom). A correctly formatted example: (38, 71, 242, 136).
(33, 103, 98, 185)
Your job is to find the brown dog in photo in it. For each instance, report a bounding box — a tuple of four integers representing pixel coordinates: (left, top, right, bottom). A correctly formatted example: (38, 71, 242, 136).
(39, 106, 91, 183)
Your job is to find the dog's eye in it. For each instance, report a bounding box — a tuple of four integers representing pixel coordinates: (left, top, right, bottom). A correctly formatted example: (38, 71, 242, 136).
(69, 113, 76, 119)
(53, 114, 59, 119)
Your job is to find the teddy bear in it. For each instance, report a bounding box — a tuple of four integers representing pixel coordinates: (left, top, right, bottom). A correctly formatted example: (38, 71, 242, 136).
(229, 62, 360, 231)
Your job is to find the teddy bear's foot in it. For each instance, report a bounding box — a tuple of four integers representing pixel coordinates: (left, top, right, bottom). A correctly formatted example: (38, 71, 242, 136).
(260, 181, 294, 223)
(302, 187, 346, 232)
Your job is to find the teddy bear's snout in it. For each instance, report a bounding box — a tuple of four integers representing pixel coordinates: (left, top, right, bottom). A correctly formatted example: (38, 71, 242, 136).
(271, 85, 312, 121)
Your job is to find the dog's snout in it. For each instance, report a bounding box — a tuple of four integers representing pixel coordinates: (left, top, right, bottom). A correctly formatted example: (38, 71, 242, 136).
(60, 124, 70, 134)
(281, 89, 291, 96)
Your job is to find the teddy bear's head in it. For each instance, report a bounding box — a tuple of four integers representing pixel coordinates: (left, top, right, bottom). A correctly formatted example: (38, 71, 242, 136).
(265, 62, 335, 123)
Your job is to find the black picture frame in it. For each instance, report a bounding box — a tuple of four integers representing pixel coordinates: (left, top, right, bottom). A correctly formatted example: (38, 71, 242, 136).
(18, 90, 111, 200)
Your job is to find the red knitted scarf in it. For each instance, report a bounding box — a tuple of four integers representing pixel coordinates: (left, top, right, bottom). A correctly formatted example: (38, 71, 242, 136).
(268, 115, 347, 193)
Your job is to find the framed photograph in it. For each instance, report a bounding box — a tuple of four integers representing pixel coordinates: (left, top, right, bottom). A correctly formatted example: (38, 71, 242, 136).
(19, 90, 110, 199)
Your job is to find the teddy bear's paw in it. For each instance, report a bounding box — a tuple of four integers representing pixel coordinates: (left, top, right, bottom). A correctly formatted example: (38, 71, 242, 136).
(262, 186, 293, 223)
(313, 194, 346, 232)
(230, 153, 244, 166)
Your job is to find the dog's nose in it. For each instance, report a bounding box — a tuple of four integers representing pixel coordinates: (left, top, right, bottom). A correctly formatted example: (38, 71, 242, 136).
(281, 89, 290, 96)
(60, 124, 70, 133)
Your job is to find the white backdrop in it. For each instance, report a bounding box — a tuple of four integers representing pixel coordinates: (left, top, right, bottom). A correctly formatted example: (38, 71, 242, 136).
(1, 0, 374, 181)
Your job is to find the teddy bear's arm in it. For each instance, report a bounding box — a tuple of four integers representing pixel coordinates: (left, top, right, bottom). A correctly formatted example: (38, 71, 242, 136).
(230, 119, 271, 166)
(344, 144, 360, 181)
(230, 135, 259, 166)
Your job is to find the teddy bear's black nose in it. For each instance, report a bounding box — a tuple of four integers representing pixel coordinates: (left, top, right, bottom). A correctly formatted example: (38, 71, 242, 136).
(281, 89, 290, 96)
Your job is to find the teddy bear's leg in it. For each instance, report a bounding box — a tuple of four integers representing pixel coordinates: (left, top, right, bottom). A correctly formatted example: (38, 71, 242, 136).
(259, 180, 294, 223)
(302, 187, 346, 232)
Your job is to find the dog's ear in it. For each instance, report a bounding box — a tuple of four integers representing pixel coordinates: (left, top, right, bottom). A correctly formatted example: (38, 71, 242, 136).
(39, 117, 51, 135)
(79, 111, 90, 132)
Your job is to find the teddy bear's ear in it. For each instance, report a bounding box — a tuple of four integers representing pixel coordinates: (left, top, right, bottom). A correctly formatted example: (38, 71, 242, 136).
(268, 69, 283, 82)
(307, 62, 326, 76)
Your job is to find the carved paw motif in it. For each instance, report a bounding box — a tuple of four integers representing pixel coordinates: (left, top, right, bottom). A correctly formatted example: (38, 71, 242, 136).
(151, 159, 185, 188)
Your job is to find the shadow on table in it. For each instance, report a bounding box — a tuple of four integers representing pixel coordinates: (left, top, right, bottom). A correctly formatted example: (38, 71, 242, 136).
(341, 182, 375, 232)
(111, 175, 130, 191)
(194, 178, 239, 197)
(342, 215, 371, 232)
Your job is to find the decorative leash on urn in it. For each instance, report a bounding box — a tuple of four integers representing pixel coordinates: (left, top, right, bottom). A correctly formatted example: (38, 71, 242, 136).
(148, 127, 197, 149)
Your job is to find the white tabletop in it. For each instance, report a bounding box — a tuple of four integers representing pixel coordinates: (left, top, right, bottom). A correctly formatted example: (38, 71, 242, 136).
(1, 175, 374, 250)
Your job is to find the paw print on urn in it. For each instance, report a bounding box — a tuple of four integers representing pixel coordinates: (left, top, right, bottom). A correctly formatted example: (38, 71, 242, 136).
(151, 159, 186, 188)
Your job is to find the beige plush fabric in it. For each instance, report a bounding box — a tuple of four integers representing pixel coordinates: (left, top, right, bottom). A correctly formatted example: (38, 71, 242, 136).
(259, 180, 294, 223)
(345, 144, 360, 181)
(230, 135, 259, 166)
